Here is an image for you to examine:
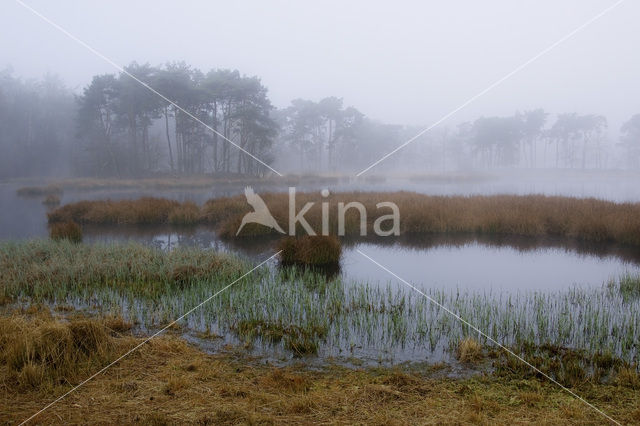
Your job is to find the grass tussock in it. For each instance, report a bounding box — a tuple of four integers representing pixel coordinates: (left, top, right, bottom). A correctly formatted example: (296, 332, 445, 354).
(616, 367, 640, 389)
(277, 235, 342, 267)
(615, 274, 640, 301)
(0, 314, 116, 390)
(49, 221, 82, 243)
(457, 337, 484, 364)
(51, 192, 640, 246)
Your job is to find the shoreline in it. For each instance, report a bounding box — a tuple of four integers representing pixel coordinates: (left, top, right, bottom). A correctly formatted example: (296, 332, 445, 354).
(2, 312, 639, 425)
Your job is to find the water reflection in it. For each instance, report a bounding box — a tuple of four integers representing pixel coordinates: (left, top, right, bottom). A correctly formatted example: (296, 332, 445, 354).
(79, 225, 640, 291)
(5, 171, 640, 239)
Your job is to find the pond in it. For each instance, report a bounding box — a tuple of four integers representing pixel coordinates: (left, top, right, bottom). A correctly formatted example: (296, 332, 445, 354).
(3, 175, 640, 292)
(73, 226, 640, 292)
(3, 175, 640, 367)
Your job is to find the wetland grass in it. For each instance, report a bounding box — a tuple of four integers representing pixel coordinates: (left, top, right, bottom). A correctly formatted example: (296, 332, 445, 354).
(0, 311, 118, 390)
(0, 240, 243, 301)
(614, 274, 640, 300)
(4, 313, 640, 424)
(278, 235, 342, 267)
(167, 201, 200, 225)
(47, 197, 187, 225)
(49, 192, 640, 246)
(457, 337, 484, 364)
(2, 240, 639, 381)
(49, 221, 82, 243)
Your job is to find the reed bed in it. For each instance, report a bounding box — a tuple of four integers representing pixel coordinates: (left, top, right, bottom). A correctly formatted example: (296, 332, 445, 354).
(49, 197, 185, 225)
(49, 221, 82, 242)
(2, 241, 639, 382)
(278, 235, 342, 267)
(49, 192, 640, 246)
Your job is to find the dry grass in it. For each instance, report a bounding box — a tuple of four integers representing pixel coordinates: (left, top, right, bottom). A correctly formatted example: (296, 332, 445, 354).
(616, 367, 640, 389)
(212, 192, 640, 246)
(50, 192, 640, 246)
(103, 314, 133, 334)
(167, 201, 200, 225)
(277, 235, 342, 266)
(2, 314, 639, 425)
(49, 221, 82, 243)
(0, 312, 116, 391)
(457, 337, 484, 364)
(48, 197, 187, 225)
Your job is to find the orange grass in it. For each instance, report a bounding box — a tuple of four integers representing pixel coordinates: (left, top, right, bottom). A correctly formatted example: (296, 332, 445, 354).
(48, 197, 185, 225)
(2, 313, 640, 425)
(278, 235, 342, 266)
(457, 337, 484, 364)
(49, 221, 82, 242)
(50, 192, 640, 247)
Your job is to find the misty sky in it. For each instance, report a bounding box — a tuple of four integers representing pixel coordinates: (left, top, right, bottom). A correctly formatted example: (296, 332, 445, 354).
(2, 0, 638, 130)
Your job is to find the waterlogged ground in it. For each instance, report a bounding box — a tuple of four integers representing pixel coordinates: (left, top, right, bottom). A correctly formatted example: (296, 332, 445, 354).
(3, 239, 640, 372)
(3, 173, 640, 369)
(5, 169, 640, 238)
(75, 226, 640, 292)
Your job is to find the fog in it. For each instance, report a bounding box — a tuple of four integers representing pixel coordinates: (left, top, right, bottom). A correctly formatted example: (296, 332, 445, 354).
(1, 0, 639, 177)
(5, 4, 640, 417)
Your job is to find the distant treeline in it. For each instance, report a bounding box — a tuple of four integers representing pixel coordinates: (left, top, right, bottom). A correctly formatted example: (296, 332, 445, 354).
(1, 63, 640, 178)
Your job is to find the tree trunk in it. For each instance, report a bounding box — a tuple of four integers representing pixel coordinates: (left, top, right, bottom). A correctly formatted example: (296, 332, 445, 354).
(164, 106, 174, 172)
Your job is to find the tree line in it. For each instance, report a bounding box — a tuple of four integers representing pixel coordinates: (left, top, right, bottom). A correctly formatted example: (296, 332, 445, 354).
(1, 63, 640, 178)
(75, 62, 277, 177)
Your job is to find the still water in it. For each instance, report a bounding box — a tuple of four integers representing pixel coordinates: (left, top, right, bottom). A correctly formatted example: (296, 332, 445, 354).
(3, 176, 640, 365)
(2, 173, 640, 291)
(72, 226, 640, 291)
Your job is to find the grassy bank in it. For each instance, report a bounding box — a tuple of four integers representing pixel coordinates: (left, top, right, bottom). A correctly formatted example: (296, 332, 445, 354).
(0, 240, 243, 301)
(2, 313, 639, 425)
(48, 192, 640, 246)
